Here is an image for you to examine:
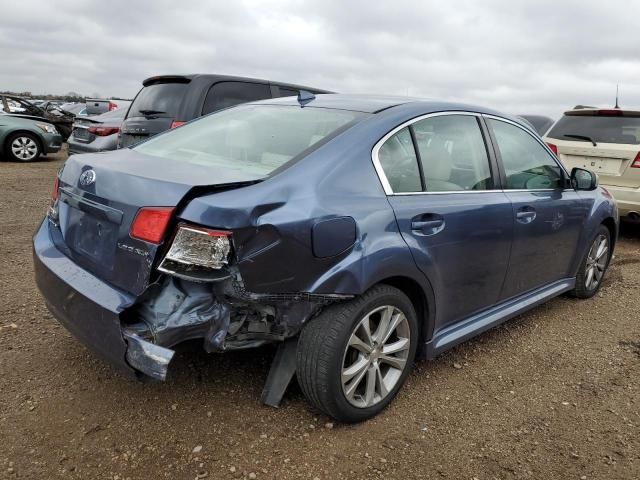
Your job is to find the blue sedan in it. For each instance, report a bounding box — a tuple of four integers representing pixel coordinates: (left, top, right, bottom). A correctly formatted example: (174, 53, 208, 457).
(33, 94, 617, 422)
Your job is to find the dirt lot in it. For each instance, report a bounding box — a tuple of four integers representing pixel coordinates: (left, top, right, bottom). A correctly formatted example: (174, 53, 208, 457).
(1, 149, 639, 480)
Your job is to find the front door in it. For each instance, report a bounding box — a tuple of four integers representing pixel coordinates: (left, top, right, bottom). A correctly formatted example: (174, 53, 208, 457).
(486, 117, 591, 299)
(375, 113, 513, 329)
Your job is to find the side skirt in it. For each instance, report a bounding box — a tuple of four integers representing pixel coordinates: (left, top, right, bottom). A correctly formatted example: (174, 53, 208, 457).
(424, 278, 575, 359)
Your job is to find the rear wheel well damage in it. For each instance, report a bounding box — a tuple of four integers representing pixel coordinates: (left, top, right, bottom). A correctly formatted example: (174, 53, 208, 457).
(119, 267, 352, 381)
(374, 276, 431, 356)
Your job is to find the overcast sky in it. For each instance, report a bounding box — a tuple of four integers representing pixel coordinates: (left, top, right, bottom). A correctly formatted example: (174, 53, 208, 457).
(2, 0, 640, 118)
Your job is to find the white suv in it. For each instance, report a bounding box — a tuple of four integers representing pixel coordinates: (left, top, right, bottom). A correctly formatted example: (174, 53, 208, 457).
(544, 107, 640, 222)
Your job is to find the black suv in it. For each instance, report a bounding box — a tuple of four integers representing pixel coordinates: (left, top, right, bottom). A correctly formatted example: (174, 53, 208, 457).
(118, 74, 331, 148)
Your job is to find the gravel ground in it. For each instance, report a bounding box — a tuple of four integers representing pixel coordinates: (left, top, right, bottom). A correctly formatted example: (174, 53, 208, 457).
(1, 149, 639, 480)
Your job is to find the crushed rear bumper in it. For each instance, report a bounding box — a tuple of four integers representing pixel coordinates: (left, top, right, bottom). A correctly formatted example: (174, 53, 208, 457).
(32, 219, 173, 380)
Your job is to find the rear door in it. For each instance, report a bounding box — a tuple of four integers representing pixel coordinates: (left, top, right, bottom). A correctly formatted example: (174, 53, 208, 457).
(376, 112, 513, 329)
(120, 80, 190, 148)
(545, 112, 640, 189)
(487, 117, 591, 298)
(201, 81, 272, 115)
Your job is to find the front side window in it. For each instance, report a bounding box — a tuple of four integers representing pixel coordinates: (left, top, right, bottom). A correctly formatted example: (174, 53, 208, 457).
(413, 115, 493, 191)
(135, 105, 365, 176)
(203, 82, 272, 114)
(489, 119, 563, 190)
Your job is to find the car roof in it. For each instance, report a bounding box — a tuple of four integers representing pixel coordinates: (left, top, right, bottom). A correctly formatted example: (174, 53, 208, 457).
(141, 74, 333, 93)
(250, 93, 525, 119)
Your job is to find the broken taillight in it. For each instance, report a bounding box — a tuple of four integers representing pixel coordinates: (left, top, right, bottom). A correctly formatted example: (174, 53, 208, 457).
(130, 207, 175, 244)
(158, 225, 232, 278)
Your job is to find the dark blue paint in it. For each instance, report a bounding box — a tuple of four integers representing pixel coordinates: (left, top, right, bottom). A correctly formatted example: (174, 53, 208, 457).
(311, 216, 357, 258)
(33, 94, 618, 378)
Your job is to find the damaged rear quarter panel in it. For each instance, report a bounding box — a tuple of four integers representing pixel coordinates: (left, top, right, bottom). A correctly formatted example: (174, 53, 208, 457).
(177, 112, 432, 298)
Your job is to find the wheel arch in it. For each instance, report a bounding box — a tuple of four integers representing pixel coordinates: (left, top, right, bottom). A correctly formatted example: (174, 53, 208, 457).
(375, 275, 434, 356)
(601, 216, 617, 253)
(4, 129, 44, 156)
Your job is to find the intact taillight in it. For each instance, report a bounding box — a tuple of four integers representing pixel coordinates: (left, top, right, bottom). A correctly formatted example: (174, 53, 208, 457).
(51, 176, 59, 201)
(632, 152, 640, 168)
(170, 120, 185, 129)
(546, 143, 558, 155)
(108, 101, 117, 111)
(88, 126, 120, 136)
(130, 207, 174, 244)
(159, 225, 232, 276)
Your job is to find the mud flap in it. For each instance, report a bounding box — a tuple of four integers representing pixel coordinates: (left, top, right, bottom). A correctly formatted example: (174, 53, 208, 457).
(260, 336, 299, 407)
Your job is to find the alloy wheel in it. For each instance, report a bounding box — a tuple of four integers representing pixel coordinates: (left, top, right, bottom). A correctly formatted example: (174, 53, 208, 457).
(341, 305, 411, 408)
(11, 136, 38, 161)
(585, 233, 608, 291)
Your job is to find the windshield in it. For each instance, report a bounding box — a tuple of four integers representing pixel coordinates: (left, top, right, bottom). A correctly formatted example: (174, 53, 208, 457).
(128, 82, 188, 118)
(547, 114, 640, 145)
(134, 105, 366, 176)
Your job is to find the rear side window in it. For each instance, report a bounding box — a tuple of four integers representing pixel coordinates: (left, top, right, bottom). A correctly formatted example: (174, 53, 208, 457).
(413, 115, 493, 191)
(128, 82, 188, 118)
(489, 119, 563, 190)
(547, 114, 640, 145)
(202, 82, 272, 114)
(376, 114, 493, 193)
(378, 128, 422, 193)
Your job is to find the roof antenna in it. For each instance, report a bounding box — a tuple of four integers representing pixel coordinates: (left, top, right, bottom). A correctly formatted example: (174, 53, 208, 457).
(297, 90, 315, 106)
(615, 84, 620, 109)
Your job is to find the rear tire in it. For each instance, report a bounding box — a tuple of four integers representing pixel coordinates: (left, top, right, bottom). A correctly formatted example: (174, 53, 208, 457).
(296, 285, 418, 423)
(6, 133, 41, 162)
(569, 225, 611, 299)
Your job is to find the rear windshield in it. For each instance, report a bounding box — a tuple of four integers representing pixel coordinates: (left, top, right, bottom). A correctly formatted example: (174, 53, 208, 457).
(94, 108, 126, 121)
(128, 82, 188, 118)
(547, 114, 640, 145)
(134, 105, 366, 176)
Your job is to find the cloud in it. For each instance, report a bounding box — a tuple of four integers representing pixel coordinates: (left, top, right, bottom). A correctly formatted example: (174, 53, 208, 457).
(2, 0, 639, 118)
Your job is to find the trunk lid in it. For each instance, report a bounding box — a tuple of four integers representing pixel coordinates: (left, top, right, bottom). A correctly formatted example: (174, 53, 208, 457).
(120, 116, 174, 147)
(54, 149, 262, 295)
(547, 140, 640, 188)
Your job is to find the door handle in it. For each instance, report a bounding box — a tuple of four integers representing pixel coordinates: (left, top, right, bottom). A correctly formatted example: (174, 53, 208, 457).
(411, 214, 445, 235)
(515, 207, 536, 224)
(411, 219, 444, 230)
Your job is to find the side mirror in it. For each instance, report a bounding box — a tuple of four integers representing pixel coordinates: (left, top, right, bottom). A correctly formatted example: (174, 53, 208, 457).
(571, 167, 598, 191)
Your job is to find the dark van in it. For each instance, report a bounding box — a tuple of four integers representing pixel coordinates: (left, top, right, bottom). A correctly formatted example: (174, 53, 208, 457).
(118, 74, 331, 148)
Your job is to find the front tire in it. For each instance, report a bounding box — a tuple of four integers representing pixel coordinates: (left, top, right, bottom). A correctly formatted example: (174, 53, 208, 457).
(569, 225, 611, 299)
(6, 133, 41, 162)
(296, 285, 418, 423)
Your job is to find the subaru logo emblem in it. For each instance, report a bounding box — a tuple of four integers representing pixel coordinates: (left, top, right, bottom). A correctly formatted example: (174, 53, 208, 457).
(79, 169, 96, 187)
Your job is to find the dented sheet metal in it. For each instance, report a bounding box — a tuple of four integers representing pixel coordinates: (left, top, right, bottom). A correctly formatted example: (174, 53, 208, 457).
(132, 278, 231, 351)
(125, 272, 347, 357)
